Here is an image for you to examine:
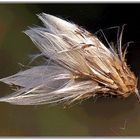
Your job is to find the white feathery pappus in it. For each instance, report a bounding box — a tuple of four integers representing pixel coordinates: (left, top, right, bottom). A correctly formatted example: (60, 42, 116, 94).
(0, 13, 139, 106)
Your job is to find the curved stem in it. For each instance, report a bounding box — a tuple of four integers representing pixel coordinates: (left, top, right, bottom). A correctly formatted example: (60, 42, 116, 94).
(135, 88, 140, 102)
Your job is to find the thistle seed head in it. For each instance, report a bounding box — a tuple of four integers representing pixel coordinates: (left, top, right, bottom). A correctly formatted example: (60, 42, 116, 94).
(0, 13, 139, 105)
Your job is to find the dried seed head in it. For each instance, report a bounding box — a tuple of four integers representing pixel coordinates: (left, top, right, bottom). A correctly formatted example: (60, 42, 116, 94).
(0, 13, 139, 105)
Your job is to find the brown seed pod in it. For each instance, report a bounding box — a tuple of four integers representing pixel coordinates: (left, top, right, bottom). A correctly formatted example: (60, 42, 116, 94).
(0, 13, 139, 105)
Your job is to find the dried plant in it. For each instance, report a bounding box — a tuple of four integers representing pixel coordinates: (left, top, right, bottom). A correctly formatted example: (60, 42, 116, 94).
(0, 13, 139, 105)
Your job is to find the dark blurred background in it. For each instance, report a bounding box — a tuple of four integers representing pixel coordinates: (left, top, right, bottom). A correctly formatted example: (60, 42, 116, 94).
(0, 3, 140, 136)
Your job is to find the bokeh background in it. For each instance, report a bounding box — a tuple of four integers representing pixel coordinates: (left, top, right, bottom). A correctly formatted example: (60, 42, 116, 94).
(0, 3, 140, 136)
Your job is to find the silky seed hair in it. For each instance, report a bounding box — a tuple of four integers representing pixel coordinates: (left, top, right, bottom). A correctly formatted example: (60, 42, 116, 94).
(0, 13, 139, 105)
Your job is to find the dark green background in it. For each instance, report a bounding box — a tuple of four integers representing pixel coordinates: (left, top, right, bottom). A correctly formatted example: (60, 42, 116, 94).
(0, 3, 140, 136)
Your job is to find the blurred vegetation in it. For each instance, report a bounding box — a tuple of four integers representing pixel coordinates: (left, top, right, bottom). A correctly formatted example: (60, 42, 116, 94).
(0, 4, 140, 136)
